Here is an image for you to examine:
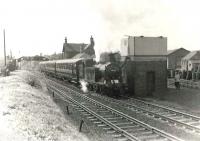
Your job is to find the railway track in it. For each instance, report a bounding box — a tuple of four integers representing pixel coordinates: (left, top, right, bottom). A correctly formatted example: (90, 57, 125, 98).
(46, 78, 182, 141)
(46, 75, 200, 134)
(90, 93, 200, 134)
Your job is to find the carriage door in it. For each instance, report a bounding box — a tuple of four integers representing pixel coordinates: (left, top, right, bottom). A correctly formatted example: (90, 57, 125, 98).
(146, 71, 155, 96)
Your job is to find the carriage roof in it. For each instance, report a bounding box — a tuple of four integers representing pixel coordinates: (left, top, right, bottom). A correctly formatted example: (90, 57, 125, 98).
(39, 60, 56, 65)
(55, 58, 83, 64)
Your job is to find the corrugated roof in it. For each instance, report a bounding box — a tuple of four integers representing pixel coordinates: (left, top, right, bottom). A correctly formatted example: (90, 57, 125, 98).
(182, 51, 200, 60)
(167, 48, 190, 55)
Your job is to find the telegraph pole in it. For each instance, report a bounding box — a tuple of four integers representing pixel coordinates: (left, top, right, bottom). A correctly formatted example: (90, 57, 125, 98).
(4, 29, 6, 66)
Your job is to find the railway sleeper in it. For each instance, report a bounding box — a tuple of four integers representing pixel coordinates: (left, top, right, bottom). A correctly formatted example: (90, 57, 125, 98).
(97, 124, 107, 127)
(176, 118, 192, 123)
(126, 127, 146, 133)
(106, 130, 116, 134)
(131, 130, 153, 136)
(137, 134, 160, 140)
(96, 110, 109, 113)
(82, 113, 91, 116)
(97, 111, 110, 114)
(158, 111, 171, 116)
(166, 114, 179, 118)
(102, 115, 115, 118)
(163, 113, 177, 117)
(77, 109, 85, 112)
(120, 125, 140, 130)
(106, 118, 122, 122)
(190, 122, 200, 127)
(103, 127, 112, 130)
(86, 116, 95, 119)
(111, 133, 122, 138)
(110, 120, 118, 123)
(93, 121, 102, 124)
(115, 122, 135, 127)
(105, 117, 122, 120)
(88, 118, 98, 121)
(147, 136, 167, 141)
(186, 121, 200, 125)
(170, 116, 184, 120)
(115, 137, 129, 141)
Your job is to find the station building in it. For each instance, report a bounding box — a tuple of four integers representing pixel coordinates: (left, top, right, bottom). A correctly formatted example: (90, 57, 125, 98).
(181, 50, 200, 71)
(62, 36, 95, 59)
(120, 36, 167, 96)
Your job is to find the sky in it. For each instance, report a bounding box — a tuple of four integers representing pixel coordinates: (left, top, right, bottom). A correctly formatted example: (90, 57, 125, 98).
(0, 0, 200, 59)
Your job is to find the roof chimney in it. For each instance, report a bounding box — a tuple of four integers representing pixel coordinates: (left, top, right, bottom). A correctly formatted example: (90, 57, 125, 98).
(65, 37, 67, 43)
(90, 36, 94, 46)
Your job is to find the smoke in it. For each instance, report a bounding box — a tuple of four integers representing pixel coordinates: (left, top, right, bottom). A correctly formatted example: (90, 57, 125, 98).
(87, 0, 173, 61)
(80, 79, 88, 93)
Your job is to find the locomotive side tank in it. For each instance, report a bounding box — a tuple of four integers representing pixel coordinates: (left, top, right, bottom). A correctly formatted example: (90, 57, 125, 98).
(84, 53, 123, 97)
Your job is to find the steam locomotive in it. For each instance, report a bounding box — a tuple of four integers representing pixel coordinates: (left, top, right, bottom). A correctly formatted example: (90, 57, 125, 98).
(39, 54, 127, 97)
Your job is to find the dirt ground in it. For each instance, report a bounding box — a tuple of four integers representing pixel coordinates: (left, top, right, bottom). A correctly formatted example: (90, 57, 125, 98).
(144, 84, 200, 116)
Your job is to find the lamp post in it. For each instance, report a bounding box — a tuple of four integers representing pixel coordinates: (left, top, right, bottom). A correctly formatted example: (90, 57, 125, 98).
(4, 29, 6, 66)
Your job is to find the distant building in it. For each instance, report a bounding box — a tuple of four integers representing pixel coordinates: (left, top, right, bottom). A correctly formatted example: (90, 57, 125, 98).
(181, 51, 200, 71)
(62, 36, 95, 59)
(167, 48, 190, 70)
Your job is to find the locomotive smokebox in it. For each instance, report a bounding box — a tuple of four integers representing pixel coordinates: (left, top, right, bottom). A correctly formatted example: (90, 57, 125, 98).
(108, 52, 121, 63)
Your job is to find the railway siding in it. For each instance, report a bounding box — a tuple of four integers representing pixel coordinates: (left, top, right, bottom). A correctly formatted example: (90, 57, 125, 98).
(46, 78, 184, 141)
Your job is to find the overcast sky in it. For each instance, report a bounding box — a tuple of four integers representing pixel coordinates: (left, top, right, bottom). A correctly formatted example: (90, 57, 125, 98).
(0, 0, 200, 59)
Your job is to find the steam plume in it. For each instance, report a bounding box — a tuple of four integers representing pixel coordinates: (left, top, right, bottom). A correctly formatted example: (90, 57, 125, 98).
(80, 80, 88, 93)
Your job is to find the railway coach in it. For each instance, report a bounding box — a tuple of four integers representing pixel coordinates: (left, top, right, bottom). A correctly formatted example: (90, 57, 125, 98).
(39, 56, 124, 97)
(40, 58, 89, 83)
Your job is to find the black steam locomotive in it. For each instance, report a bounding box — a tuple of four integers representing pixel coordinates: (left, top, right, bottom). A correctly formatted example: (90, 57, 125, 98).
(39, 54, 127, 97)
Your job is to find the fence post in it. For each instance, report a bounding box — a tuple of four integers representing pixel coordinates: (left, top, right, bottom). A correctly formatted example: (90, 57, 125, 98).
(66, 106, 70, 115)
(79, 120, 84, 132)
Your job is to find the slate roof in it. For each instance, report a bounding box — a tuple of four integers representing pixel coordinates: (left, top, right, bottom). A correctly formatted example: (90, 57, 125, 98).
(182, 51, 200, 60)
(63, 43, 88, 53)
(167, 48, 189, 56)
(167, 49, 178, 55)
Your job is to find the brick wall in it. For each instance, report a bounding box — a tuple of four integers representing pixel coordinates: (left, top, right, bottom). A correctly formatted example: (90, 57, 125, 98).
(125, 61, 167, 96)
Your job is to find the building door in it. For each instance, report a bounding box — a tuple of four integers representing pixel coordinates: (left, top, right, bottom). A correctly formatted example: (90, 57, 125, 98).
(146, 71, 155, 96)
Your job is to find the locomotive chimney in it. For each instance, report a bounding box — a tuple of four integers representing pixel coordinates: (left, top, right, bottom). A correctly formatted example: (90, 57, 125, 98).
(109, 53, 116, 63)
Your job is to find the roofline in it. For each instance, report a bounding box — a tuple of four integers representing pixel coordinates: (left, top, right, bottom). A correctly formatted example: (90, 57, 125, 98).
(167, 48, 190, 56)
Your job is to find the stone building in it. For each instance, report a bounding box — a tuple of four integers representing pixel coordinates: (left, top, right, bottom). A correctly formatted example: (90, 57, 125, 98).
(167, 48, 190, 70)
(120, 36, 167, 96)
(62, 36, 95, 59)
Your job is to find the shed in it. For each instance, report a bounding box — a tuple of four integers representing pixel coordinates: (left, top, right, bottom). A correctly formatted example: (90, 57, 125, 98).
(167, 48, 190, 70)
